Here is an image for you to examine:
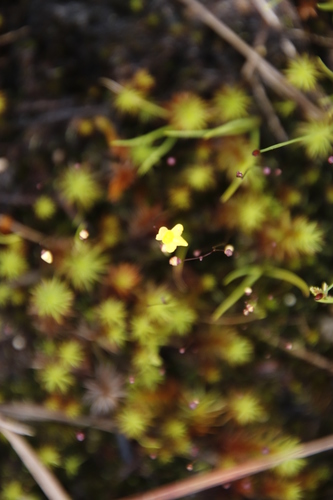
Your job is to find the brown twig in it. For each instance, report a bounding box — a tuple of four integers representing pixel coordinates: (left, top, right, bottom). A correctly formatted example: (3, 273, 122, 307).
(0, 403, 116, 433)
(250, 0, 281, 29)
(0, 26, 29, 46)
(242, 29, 288, 142)
(255, 331, 333, 375)
(0, 415, 34, 436)
(119, 434, 333, 500)
(1, 426, 71, 500)
(176, 0, 324, 120)
(290, 29, 333, 48)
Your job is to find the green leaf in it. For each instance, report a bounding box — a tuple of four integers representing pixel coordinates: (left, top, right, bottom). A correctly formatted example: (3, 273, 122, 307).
(137, 137, 176, 175)
(264, 267, 309, 297)
(164, 117, 260, 140)
(164, 129, 208, 138)
(317, 57, 333, 81)
(220, 177, 245, 203)
(212, 272, 262, 321)
(223, 266, 262, 286)
(314, 296, 333, 304)
(317, 2, 333, 11)
(203, 117, 260, 139)
(112, 126, 170, 146)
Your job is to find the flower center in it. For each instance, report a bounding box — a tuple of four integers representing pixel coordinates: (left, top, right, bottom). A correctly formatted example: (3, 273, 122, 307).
(163, 230, 174, 244)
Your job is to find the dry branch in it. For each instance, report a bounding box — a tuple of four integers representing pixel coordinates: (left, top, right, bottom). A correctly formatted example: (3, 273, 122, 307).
(176, 0, 324, 120)
(119, 434, 333, 500)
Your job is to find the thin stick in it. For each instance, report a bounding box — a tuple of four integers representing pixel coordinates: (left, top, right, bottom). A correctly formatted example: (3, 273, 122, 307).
(119, 434, 333, 500)
(0, 26, 29, 46)
(176, 0, 324, 120)
(0, 403, 116, 433)
(250, 0, 281, 28)
(255, 331, 333, 375)
(1, 427, 71, 500)
(0, 415, 34, 436)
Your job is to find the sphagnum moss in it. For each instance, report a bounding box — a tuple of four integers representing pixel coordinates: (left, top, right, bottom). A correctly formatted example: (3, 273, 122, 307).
(59, 242, 108, 291)
(30, 277, 74, 323)
(58, 164, 102, 210)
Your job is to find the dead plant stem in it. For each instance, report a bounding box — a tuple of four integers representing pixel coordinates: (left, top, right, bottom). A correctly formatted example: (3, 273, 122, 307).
(176, 0, 324, 119)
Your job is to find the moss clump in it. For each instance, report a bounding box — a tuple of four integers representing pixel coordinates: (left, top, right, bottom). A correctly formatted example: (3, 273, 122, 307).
(285, 54, 320, 91)
(58, 164, 102, 210)
(59, 242, 108, 291)
(214, 85, 251, 121)
(33, 195, 57, 220)
(30, 277, 74, 323)
(168, 92, 209, 130)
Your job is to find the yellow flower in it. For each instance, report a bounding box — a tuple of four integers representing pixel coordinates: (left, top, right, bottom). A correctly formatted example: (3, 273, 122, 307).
(156, 224, 188, 253)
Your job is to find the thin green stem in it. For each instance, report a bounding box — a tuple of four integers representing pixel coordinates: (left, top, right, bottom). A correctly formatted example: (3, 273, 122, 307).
(259, 135, 307, 153)
(112, 126, 171, 147)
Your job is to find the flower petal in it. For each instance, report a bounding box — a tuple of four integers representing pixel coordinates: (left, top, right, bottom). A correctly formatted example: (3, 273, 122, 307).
(156, 227, 168, 241)
(171, 224, 184, 236)
(164, 242, 177, 253)
(174, 235, 188, 247)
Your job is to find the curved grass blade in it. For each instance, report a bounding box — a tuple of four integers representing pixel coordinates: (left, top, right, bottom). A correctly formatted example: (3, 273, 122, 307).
(203, 117, 260, 139)
(112, 126, 171, 147)
(164, 129, 208, 138)
(137, 137, 177, 175)
(223, 266, 262, 285)
(264, 267, 309, 297)
(212, 272, 262, 321)
(165, 118, 260, 140)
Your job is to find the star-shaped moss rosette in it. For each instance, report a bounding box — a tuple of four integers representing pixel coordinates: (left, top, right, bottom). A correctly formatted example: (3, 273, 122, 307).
(156, 224, 188, 253)
(310, 282, 333, 303)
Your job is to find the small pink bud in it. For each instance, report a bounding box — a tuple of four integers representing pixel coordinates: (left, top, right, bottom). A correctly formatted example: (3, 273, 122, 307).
(189, 399, 199, 410)
(169, 256, 182, 266)
(263, 166, 271, 175)
(274, 168, 282, 176)
(76, 431, 85, 441)
(167, 156, 176, 166)
(224, 244, 234, 257)
(328, 156, 333, 164)
(236, 171, 244, 178)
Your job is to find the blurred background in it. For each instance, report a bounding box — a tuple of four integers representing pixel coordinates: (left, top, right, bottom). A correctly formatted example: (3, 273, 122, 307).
(1, 1, 333, 499)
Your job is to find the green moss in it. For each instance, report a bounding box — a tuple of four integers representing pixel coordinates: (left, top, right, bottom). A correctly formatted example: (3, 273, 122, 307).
(38, 363, 74, 393)
(285, 54, 320, 91)
(214, 85, 251, 121)
(228, 392, 265, 425)
(33, 195, 57, 220)
(30, 277, 74, 323)
(59, 242, 108, 291)
(117, 406, 151, 439)
(58, 165, 102, 210)
(169, 92, 209, 130)
(0, 248, 27, 280)
(38, 445, 61, 468)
